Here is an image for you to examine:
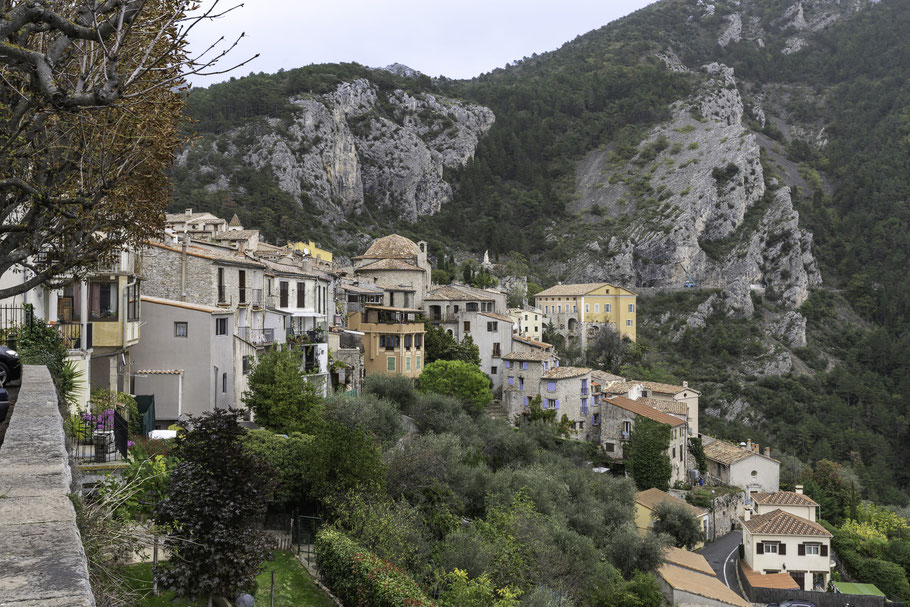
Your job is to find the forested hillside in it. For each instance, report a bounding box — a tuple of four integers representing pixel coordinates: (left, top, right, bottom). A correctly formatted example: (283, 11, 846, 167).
(175, 0, 910, 505)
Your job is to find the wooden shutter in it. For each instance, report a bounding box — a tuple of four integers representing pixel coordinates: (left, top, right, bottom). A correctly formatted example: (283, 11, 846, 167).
(756, 542, 764, 554)
(797, 543, 805, 556)
(821, 544, 828, 557)
(779, 543, 786, 555)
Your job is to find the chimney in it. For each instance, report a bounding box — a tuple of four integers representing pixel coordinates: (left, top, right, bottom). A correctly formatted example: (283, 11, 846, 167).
(795, 485, 804, 495)
(238, 240, 246, 255)
(744, 505, 752, 522)
(764, 446, 771, 458)
(754, 443, 759, 453)
(683, 381, 688, 388)
(746, 438, 752, 451)
(185, 208, 192, 216)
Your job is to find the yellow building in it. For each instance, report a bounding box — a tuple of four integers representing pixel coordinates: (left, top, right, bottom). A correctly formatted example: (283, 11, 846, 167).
(347, 305, 425, 378)
(534, 282, 637, 341)
(635, 488, 709, 549)
(286, 240, 333, 263)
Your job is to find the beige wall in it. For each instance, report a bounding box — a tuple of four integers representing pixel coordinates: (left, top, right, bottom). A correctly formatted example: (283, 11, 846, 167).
(730, 456, 780, 493)
(742, 529, 830, 590)
(754, 503, 816, 522)
(348, 314, 425, 379)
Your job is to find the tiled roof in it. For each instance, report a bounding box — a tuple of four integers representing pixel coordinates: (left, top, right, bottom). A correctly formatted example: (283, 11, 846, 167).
(662, 547, 715, 576)
(426, 285, 493, 301)
(535, 283, 610, 297)
(703, 439, 777, 465)
(636, 488, 707, 518)
(640, 380, 700, 395)
(542, 366, 591, 380)
(503, 351, 553, 362)
(146, 241, 265, 268)
(141, 296, 230, 315)
(658, 563, 751, 607)
(165, 212, 223, 224)
(752, 491, 818, 507)
(341, 283, 384, 294)
(512, 335, 552, 349)
(740, 562, 800, 590)
(355, 234, 420, 259)
(357, 258, 424, 272)
(229, 213, 242, 227)
(479, 311, 513, 323)
(603, 395, 685, 427)
(742, 509, 832, 537)
(211, 229, 259, 240)
(644, 397, 689, 416)
(591, 370, 624, 385)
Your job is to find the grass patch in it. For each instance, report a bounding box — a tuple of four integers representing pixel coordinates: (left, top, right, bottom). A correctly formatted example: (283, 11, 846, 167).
(123, 551, 334, 607)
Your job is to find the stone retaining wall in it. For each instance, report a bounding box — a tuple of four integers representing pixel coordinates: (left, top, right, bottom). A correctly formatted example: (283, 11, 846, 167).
(0, 365, 95, 605)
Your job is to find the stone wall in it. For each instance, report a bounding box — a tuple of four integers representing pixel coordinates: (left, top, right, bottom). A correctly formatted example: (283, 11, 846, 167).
(0, 365, 95, 605)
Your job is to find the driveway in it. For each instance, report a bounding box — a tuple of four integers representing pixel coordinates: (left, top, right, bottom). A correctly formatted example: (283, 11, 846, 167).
(698, 529, 745, 597)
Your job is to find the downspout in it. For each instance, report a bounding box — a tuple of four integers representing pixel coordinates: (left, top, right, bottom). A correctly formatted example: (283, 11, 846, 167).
(122, 275, 138, 392)
(177, 371, 183, 419)
(181, 231, 188, 302)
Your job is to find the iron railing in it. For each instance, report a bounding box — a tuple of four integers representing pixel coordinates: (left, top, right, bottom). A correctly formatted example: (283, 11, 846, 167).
(67, 409, 129, 463)
(0, 304, 33, 349)
(217, 285, 230, 306)
(56, 321, 87, 349)
(236, 326, 275, 346)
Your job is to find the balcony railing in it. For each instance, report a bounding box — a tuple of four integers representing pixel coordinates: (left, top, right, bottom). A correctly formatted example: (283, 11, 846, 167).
(287, 328, 326, 344)
(237, 287, 263, 307)
(236, 326, 276, 346)
(581, 388, 589, 396)
(56, 321, 85, 349)
(217, 286, 231, 306)
(430, 313, 460, 323)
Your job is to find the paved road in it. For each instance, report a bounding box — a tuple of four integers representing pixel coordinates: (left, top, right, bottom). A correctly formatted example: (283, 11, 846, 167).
(698, 530, 745, 597)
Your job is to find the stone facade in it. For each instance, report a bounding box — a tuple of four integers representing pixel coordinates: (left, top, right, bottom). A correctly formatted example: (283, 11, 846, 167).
(502, 351, 559, 421)
(354, 235, 432, 309)
(539, 367, 597, 442)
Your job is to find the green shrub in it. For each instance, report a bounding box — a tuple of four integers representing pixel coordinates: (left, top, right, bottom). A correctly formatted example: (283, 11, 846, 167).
(315, 527, 435, 607)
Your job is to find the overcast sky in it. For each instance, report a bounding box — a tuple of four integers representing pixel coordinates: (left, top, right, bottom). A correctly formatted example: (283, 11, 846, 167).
(186, 0, 654, 87)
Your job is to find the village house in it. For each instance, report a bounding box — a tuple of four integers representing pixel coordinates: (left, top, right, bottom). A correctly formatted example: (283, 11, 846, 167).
(740, 498, 833, 591)
(634, 488, 709, 549)
(534, 282, 637, 347)
(657, 547, 751, 607)
(601, 379, 701, 437)
(130, 296, 235, 427)
(508, 306, 543, 341)
(348, 305, 425, 378)
(353, 235, 432, 309)
(164, 208, 227, 237)
(703, 437, 780, 494)
(751, 486, 819, 521)
(501, 348, 559, 421)
(539, 366, 597, 441)
(601, 395, 689, 485)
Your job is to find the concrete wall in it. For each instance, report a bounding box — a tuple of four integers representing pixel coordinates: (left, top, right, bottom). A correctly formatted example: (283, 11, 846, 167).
(0, 365, 95, 605)
(754, 502, 816, 521)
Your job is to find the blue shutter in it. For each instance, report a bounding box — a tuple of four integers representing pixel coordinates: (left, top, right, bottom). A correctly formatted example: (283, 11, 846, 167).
(524, 396, 529, 407)
(504, 360, 511, 368)
(547, 382, 556, 392)
(555, 399, 560, 410)
(523, 362, 529, 370)
(508, 376, 514, 386)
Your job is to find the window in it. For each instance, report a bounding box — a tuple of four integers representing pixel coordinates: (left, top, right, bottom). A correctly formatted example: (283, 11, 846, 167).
(594, 304, 600, 313)
(297, 282, 306, 308)
(604, 442, 614, 452)
(174, 322, 188, 338)
(626, 319, 633, 327)
(466, 302, 479, 311)
(242, 355, 251, 375)
(406, 356, 411, 371)
(547, 399, 557, 409)
(387, 357, 396, 371)
(238, 270, 246, 303)
(416, 355, 421, 369)
(126, 282, 140, 321)
(279, 281, 289, 307)
(573, 305, 577, 312)
(581, 398, 588, 414)
(522, 362, 529, 370)
(547, 381, 556, 392)
(557, 305, 562, 313)
(216, 317, 228, 336)
(805, 543, 820, 556)
(504, 360, 511, 368)
(404, 334, 412, 349)
(766, 543, 779, 554)
(463, 321, 470, 332)
(524, 314, 528, 321)
(605, 303, 611, 313)
(222, 372, 227, 393)
(628, 303, 635, 313)
(492, 343, 501, 357)
(519, 378, 524, 390)
(487, 321, 498, 332)
(491, 366, 498, 375)
(751, 470, 758, 477)
(585, 304, 590, 312)
(218, 268, 226, 303)
(672, 447, 676, 459)
(415, 334, 422, 348)
(89, 281, 118, 320)
(524, 396, 530, 407)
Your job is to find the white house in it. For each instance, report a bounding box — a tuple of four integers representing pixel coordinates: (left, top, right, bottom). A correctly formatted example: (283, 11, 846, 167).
(703, 437, 779, 493)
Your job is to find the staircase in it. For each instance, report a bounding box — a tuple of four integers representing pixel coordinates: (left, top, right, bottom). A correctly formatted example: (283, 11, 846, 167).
(486, 399, 509, 420)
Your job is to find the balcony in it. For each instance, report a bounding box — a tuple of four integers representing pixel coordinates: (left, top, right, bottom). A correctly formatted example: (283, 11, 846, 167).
(581, 388, 589, 396)
(621, 430, 630, 440)
(238, 287, 263, 308)
(236, 326, 276, 346)
(217, 285, 231, 306)
(287, 328, 326, 344)
(56, 321, 87, 349)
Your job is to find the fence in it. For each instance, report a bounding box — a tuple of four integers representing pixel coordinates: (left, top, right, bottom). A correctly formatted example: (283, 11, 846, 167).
(0, 304, 34, 349)
(294, 515, 323, 572)
(67, 408, 129, 463)
(739, 559, 903, 607)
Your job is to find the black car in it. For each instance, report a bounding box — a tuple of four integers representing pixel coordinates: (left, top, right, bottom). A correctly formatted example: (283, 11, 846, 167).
(0, 345, 22, 387)
(769, 600, 817, 607)
(0, 386, 8, 424)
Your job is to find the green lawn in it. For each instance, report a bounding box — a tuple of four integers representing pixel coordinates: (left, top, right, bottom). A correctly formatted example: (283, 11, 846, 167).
(122, 550, 335, 607)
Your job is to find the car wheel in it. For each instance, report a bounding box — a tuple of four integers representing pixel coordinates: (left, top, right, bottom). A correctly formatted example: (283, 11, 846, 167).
(0, 363, 8, 387)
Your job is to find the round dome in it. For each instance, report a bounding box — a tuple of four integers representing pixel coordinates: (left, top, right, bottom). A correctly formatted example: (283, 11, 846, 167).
(360, 234, 420, 259)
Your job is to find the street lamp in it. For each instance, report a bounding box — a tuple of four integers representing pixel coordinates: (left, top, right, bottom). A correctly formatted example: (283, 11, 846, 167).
(712, 489, 717, 541)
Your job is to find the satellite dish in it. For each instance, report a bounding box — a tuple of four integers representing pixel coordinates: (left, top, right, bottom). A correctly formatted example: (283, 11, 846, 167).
(303, 248, 310, 256)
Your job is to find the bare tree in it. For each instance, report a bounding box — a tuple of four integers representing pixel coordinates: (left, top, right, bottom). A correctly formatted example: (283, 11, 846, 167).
(0, 0, 255, 299)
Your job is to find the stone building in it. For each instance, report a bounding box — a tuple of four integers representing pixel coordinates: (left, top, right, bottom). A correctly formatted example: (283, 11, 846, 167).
(539, 366, 597, 441)
(703, 437, 780, 493)
(501, 349, 559, 420)
(353, 234, 432, 309)
(600, 379, 701, 437)
(164, 208, 227, 237)
(601, 395, 689, 485)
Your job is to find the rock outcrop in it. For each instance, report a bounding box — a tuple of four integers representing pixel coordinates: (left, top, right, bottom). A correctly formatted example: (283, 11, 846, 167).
(178, 78, 494, 223)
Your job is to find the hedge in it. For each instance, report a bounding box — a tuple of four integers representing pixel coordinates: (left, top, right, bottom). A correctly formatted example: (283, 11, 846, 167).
(315, 527, 435, 607)
(833, 531, 910, 601)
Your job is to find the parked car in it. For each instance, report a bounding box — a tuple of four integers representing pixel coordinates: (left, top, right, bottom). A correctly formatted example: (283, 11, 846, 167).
(0, 386, 9, 424)
(0, 346, 22, 387)
(768, 601, 817, 607)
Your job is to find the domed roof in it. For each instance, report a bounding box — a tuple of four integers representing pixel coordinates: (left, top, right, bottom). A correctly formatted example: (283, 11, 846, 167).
(356, 234, 420, 259)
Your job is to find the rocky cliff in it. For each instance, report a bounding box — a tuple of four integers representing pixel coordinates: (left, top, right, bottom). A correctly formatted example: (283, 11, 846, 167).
(177, 78, 494, 223)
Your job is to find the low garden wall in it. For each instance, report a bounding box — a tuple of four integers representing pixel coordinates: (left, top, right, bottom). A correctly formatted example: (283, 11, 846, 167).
(0, 365, 95, 605)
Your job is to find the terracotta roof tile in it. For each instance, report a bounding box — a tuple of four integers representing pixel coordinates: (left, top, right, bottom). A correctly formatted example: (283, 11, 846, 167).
(503, 350, 553, 362)
(141, 296, 230, 315)
(535, 283, 611, 297)
(479, 312, 513, 323)
(742, 509, 831, 537)
(658, 563, 751, 607)
(662, 547, 715, 576)
(542, 366, 591, 380)
(357, 258, 424, 272)
(740, 562, 801, 590)
(636, 488, 707, 518)
(752, 491, 818, 507)
(426, 285, 493, 301)
(703, 439, 778, 465)
(512, 335, 552, 349)
(603, 395, 686, 426)
(644, 397, 689, 416)
(640, 380, 700, 395)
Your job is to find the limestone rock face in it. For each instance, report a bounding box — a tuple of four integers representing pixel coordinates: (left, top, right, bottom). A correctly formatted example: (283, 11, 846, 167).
(567, 62, 821, 343)
(178, 78, 494, 223)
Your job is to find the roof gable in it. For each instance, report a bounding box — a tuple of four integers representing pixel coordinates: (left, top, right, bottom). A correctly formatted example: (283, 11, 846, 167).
(742, 509, 831, 537)
(603, 395, 686, 426)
